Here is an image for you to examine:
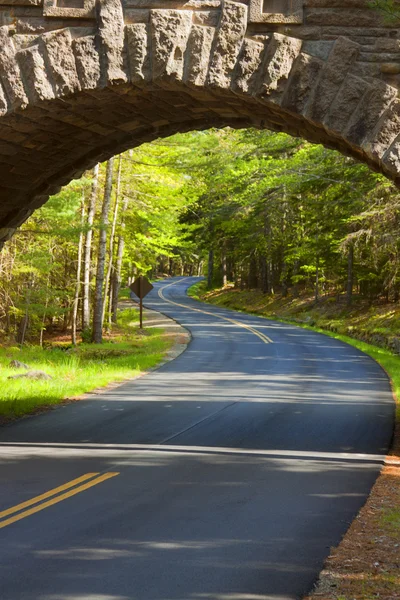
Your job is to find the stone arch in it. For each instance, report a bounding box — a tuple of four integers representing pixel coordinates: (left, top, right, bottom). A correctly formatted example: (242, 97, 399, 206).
(0, 0, 400, 248)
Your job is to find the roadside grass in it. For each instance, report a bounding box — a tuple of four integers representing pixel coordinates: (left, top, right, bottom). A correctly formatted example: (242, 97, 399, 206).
(0, 307, 172, 421)
(190, 281, 400, 600)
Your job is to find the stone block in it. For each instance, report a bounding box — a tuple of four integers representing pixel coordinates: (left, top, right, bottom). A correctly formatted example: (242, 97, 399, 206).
(41, 29, 80, 96)
(324, 74, 369, 134)
(184, 25, 215, 87)
(126, 23, 151, 84)
(73, 36, 101, 90)
(305, 37, 359, 123)
(98, 0, 128, 85)
(346, 81, 397, 146)
(18, 44, 55, 102)
(0, 26, 28, 109)
(232, 37, 266, 94)
(281, 52, 324, 114)
(257, 33, 303, 103)
(367, 99, 400, 161)
(151, 9, 192, 81)
(208, 1, 248, 89)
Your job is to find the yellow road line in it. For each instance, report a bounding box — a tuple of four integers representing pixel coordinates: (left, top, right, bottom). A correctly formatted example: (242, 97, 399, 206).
(0, 472, 119, 530)
(158, 279, 273, 345)
(0, 472, 99, 520)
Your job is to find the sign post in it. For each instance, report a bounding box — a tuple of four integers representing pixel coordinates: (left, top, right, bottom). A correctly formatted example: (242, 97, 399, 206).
(129, 276, 154, 329)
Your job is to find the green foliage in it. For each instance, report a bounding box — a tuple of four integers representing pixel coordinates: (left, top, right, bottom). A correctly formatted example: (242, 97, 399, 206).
(2, 126, 400, 344)
(368, 0, 400, 22)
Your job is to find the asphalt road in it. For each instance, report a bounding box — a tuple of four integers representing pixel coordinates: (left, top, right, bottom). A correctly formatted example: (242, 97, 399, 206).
(0, 277, 395, 600)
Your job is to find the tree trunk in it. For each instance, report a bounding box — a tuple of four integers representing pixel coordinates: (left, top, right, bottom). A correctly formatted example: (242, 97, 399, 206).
(103, 155, 122, 328)
(17, 310, 29, 346)
(264, 205, 273, 294)
(260, 255, 267, 294)
(111, 192, 129, 324)
(292, 259, 299, 297)
(346, 243, 354, 306)
(222, 253, 227, 286)
(62, 254, 70, 332)
(72, 198, 85, 344)
(315, 254, 320, 303)
(82, 164, 99, 330)
(207, 249, 214, 289)
(248, 253, 258, 289)
(92, 158, 114, 343)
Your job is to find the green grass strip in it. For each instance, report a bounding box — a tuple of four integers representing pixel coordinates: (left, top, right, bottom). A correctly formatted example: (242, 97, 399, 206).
(0, 308, 173, 420)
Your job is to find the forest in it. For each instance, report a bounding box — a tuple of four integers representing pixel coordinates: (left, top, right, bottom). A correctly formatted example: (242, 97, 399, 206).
(0, 127, 399, 345)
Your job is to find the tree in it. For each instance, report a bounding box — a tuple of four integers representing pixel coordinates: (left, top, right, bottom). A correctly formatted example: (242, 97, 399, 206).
(92, 158, 114, 344)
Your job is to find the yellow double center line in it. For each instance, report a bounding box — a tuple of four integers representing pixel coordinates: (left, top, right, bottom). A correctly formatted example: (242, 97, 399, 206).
(0, 472, 119, 530)
(158, 279, 273, 345)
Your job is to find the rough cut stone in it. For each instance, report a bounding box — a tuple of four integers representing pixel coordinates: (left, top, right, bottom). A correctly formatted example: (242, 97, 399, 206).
(98, 0, 128, 85)
(383, 137, 400, 176)
(306, 36, 359, 122)
(184, 24, 215, 87)
(257, 33, 303, 102)
(208, 1, 248, 89)
(366, 99, 400, 162)
(324, 74, 370, 133)
(41, 29, 80, 96)
(151, 9, 192, 82)
(232, 38, 266, 94)
(73, 36, 101, 90)
(18, 44, 55, 102)
(281, 52, 323, 114)
(0, 26, 28, 109)
(346, 81, 397, 146)
(126, 24, 151, 84)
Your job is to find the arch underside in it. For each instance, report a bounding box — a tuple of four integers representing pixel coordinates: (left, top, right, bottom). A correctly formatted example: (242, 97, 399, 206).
(1, 1, 400, 247)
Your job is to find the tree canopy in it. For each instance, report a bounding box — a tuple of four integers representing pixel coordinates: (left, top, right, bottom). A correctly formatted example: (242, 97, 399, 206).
(1, 126, 399, 343)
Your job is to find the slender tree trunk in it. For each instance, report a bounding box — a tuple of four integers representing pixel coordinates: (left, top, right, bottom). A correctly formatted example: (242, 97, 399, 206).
(17, 283, 31, 346)
(103, 155, 122, 328)
(72, 199, 85, 344)
(264, 205, 273, 294)
(248, 253, 258, 289)
(260, 255, 267, 294)
(222, 252, 227, 286)
(281, 262, 289, 297)
(207, 249, 214, 289)
(82, 164, 99, 330)
(62, 254, 70, 332)
(315, 254, 320, 303)
(346, 243, 354, 306)
(17, 309, 29, 346)
(111, 194, 129, 324)
(92, 158, 114, 343)
(293, 259, 299, 297)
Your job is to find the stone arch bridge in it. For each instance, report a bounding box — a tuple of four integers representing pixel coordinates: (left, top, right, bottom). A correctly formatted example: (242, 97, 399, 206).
(0, 0, 400, 247)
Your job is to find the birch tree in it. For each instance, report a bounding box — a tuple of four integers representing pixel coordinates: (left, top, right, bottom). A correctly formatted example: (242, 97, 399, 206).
(92, 158, 114, 344)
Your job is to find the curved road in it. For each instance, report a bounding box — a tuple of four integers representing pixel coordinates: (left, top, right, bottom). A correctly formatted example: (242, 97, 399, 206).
(0, 277, 395, 600)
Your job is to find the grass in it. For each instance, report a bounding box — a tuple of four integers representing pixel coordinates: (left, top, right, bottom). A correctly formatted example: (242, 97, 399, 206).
(0, 307, 173, 421)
